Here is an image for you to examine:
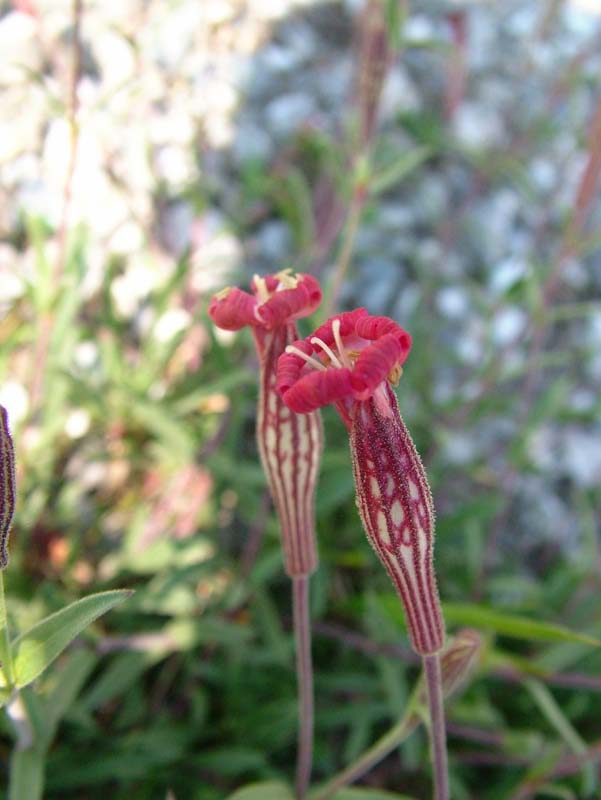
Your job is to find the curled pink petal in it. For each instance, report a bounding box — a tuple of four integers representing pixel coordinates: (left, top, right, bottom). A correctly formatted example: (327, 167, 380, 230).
(281, 368, 354, 413)
(298, 274, 322, 316)
(260, 275, 322, 329)
(277, 342, 313, 396)
(351, 333, 404, 400)
(310, 308, 368, 349)
(355, 315, 412, 357)
(209, 288, 257, 331)
(278, 307, 413, 416)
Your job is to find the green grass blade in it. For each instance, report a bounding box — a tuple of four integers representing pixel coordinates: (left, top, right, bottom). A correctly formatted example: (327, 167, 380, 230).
(12, 590, 132, 688)
(443, 603, 601, 646)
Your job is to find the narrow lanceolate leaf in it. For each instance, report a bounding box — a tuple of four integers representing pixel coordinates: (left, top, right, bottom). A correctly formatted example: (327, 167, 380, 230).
(444, 603, 601, 647)
(257, 325, 322, 577)
(351, 385, 444, 655)
(0, 405, 16, 569)
(12, 590, 132, 689)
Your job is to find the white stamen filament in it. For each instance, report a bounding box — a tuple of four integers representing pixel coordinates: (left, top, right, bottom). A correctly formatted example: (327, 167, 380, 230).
(332, 319, 351, 368)
(310, 336, 343, 369)
(285, 345, 326, 372)
(253, 274, 270, 304)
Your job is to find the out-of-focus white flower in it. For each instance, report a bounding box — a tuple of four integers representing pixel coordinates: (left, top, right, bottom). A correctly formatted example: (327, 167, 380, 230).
(492, 306, 527, 346)
(154, 309, 191, 343)
(0, 380, 28, 423)
(0, 11, 41, 83)
(65, 409, 91, 439)
(74, 341, 99, 371)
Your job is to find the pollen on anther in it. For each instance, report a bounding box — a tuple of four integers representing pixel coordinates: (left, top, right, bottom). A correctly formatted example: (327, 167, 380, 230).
(214, 285, 233, 301)
(253, 274, 270, 303)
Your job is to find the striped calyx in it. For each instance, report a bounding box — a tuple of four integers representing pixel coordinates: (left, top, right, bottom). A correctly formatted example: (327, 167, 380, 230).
(352, 386, 444, 655)
(209, 271, 323, 578)
(257, 325, 322, 577)
(0, 405, 16, 569)
(277, 310, 445, 655)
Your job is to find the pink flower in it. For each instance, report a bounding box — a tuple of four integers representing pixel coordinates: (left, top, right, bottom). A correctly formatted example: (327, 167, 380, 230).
(209, 270, 323, 578)
(277, 309, 444, 655)
(209, 270, 321, 342)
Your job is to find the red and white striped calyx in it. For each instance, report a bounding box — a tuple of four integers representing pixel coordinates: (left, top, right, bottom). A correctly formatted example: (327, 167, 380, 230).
(277, 309, 445, 654)
(209, 270, 323, 577)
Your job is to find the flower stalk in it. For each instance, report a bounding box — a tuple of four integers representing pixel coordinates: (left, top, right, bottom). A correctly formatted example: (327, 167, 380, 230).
(312, 629, 481, 800)
(293, 575, 314, 799)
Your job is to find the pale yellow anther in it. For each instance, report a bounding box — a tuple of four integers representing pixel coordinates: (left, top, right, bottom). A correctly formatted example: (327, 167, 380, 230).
(275, 267, 300, 290)
(214, 286, 233, 301)
(310, 336, 343, 369)
(285, 345, 326, 372)
(389, 365, 403, 386)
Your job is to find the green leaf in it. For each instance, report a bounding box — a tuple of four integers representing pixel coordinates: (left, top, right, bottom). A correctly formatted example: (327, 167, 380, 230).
(226, 783, 294, 800)
(443, 603, 601, 647)
(42, 649, 97, 744)
(12, 590, 132, 688)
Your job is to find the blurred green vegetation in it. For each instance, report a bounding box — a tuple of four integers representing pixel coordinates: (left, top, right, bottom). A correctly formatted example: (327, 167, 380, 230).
(1, 1, 601, 799)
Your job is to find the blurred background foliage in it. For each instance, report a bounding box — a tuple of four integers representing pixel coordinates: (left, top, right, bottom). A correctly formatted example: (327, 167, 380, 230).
(1, 0, 601, 797)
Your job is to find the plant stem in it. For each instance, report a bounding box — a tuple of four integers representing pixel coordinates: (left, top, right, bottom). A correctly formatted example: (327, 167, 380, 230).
(292, 575, 314, 800)
(0, 572, 14, 688)
(325, 189, 364, 319)
(423, 653, 449, 800)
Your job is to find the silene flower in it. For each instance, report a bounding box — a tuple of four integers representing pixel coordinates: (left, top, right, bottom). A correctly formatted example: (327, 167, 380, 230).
(277, 308, 445, 655)
(209, 270, 323, 578)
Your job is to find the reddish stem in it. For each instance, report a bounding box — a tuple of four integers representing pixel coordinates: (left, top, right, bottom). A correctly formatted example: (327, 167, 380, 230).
(424, 653, 450, 800)
(293, 575, 314, 800)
